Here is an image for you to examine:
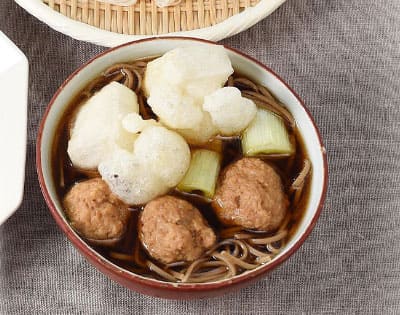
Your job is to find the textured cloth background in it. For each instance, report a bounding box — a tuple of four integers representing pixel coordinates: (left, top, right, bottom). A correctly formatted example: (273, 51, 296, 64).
(1, 0, 399, 314)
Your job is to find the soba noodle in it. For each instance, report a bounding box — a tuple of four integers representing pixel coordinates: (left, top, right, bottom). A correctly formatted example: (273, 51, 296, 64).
(58, 57, 311, 283)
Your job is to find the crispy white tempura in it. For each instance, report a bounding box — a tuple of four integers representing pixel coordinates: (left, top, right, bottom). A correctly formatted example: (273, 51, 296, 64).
(67, 82, 139, 169)
(99, 126, 190, 205)
(203, 87, 257, 135)
(144, 45, 234, 143)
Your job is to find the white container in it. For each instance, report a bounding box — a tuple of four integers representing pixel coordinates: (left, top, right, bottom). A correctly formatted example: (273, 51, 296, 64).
(14, 0, 286, 47)
(0, 32, 29, 225)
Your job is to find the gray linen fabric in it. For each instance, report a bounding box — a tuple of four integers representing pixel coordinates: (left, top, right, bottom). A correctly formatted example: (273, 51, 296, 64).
(1, 0, 399, 313)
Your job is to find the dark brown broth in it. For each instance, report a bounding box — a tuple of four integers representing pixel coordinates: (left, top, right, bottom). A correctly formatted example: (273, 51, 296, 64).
(51, 64, 311, 279)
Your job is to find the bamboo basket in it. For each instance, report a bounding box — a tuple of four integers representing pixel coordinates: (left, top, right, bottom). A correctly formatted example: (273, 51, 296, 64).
(15, 0, 286, 47)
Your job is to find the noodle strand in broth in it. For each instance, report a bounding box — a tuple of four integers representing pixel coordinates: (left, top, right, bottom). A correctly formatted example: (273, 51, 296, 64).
(53, 57, 312, 284)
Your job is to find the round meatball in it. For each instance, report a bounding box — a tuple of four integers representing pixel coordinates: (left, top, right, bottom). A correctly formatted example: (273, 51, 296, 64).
(139, 196, 216, 264)
(213, 158, 288, 231)
(63, 178, 130, 240)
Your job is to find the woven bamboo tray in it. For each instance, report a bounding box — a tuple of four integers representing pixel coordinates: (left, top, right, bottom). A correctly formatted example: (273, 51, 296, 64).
(15, 0, 286, 47)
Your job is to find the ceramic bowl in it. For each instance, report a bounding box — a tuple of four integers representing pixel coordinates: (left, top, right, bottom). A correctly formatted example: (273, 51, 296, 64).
(36, 37, 328, 299)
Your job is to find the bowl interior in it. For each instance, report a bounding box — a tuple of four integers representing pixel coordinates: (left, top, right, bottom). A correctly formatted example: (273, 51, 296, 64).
(38, 38, 327, 288)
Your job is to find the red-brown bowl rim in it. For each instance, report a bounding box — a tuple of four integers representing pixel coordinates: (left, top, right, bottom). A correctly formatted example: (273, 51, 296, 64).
(36, 36, 328, 293)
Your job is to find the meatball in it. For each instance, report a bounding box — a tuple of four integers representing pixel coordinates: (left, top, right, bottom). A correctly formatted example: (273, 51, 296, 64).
(139, 196, 216, 264)
(213, 158, 288, 231)
(63, 178, 130, 240)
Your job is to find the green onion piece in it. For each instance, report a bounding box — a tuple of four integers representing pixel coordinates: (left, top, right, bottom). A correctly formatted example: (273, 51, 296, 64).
(177, 149, 221, 199)
(242, 108, 294, 156)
